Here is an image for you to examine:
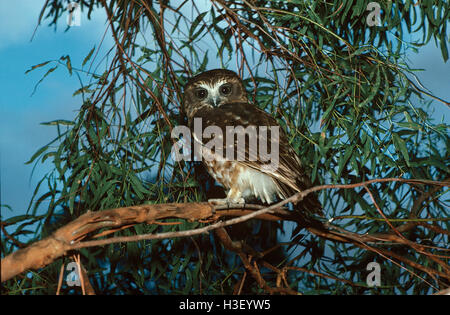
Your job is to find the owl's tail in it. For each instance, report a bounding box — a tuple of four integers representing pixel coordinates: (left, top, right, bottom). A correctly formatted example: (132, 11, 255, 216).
(285, 182, 326, 233)
(275, 179, 325, 232)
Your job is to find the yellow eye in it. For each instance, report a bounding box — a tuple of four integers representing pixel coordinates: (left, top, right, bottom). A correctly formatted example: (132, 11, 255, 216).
(220, 84, 232, 95)
(195, 88, 208, 99)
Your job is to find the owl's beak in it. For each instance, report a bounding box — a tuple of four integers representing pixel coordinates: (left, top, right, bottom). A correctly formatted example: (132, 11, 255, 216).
(208, 96, 220, 107)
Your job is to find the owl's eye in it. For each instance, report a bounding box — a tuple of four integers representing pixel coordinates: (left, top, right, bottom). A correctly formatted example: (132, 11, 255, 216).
(195, 89, 208, 100)
(220, 84, 232, 95)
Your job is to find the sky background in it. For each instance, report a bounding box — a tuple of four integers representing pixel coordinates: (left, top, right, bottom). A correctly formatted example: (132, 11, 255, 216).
(0, 1, 114, 218)
(0, 1, 449, 221)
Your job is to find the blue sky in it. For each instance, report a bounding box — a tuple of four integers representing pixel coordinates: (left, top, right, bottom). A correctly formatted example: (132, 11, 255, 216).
(0, 1, 449, 220)
(0, 1, 114, 217)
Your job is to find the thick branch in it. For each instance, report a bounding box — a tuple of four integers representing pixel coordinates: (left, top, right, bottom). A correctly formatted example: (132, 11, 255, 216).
(1, 202, 214, 282)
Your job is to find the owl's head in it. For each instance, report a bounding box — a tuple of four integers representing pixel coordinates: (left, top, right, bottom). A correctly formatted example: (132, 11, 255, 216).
(183, 69, 248, 120)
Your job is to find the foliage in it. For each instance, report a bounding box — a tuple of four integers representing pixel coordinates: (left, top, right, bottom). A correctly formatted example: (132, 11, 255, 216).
(1, 0, 449, 295)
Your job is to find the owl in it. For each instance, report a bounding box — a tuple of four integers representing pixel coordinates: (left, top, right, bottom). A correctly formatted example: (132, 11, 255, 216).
(183, 69, 321, 217)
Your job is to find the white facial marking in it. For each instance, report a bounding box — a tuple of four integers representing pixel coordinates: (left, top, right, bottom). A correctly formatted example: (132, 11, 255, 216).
(198, 79, 228, 105)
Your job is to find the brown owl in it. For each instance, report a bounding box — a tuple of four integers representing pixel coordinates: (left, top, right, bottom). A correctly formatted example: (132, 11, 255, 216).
(183, 69, 321, 217)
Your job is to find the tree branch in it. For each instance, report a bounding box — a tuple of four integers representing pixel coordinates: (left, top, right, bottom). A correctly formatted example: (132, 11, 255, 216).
(2, 178, 448, 284)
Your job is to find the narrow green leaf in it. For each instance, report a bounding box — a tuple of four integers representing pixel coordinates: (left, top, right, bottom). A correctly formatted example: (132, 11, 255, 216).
(4, 215, 34, 225)
(25, 61, 51, 74)
(337, 145, 355, 178)
(30, 65, 58, 95)
(41, 120, 75, 126)
(60, 55, 72, 75)
(82, 46, 96, 67)
(189, 12, 208, 39)
(25, 145, 49, 164)
(392, 133, 410, 166)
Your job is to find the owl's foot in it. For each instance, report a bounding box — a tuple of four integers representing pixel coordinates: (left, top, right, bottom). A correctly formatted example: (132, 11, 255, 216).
(208, 197, 245, 209)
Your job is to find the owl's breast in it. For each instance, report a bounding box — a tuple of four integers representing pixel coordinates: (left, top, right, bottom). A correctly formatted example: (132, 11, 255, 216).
(202, 146, 284, 204)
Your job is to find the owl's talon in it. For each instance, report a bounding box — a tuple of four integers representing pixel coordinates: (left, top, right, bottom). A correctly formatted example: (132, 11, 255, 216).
(208, 198, 228, 208)
(208, 197, 245, 210)
(208, 198, 223, 205)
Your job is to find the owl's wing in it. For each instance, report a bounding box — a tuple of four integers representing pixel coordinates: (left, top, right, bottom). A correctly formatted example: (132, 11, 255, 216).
(192, 102, 321, 214)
